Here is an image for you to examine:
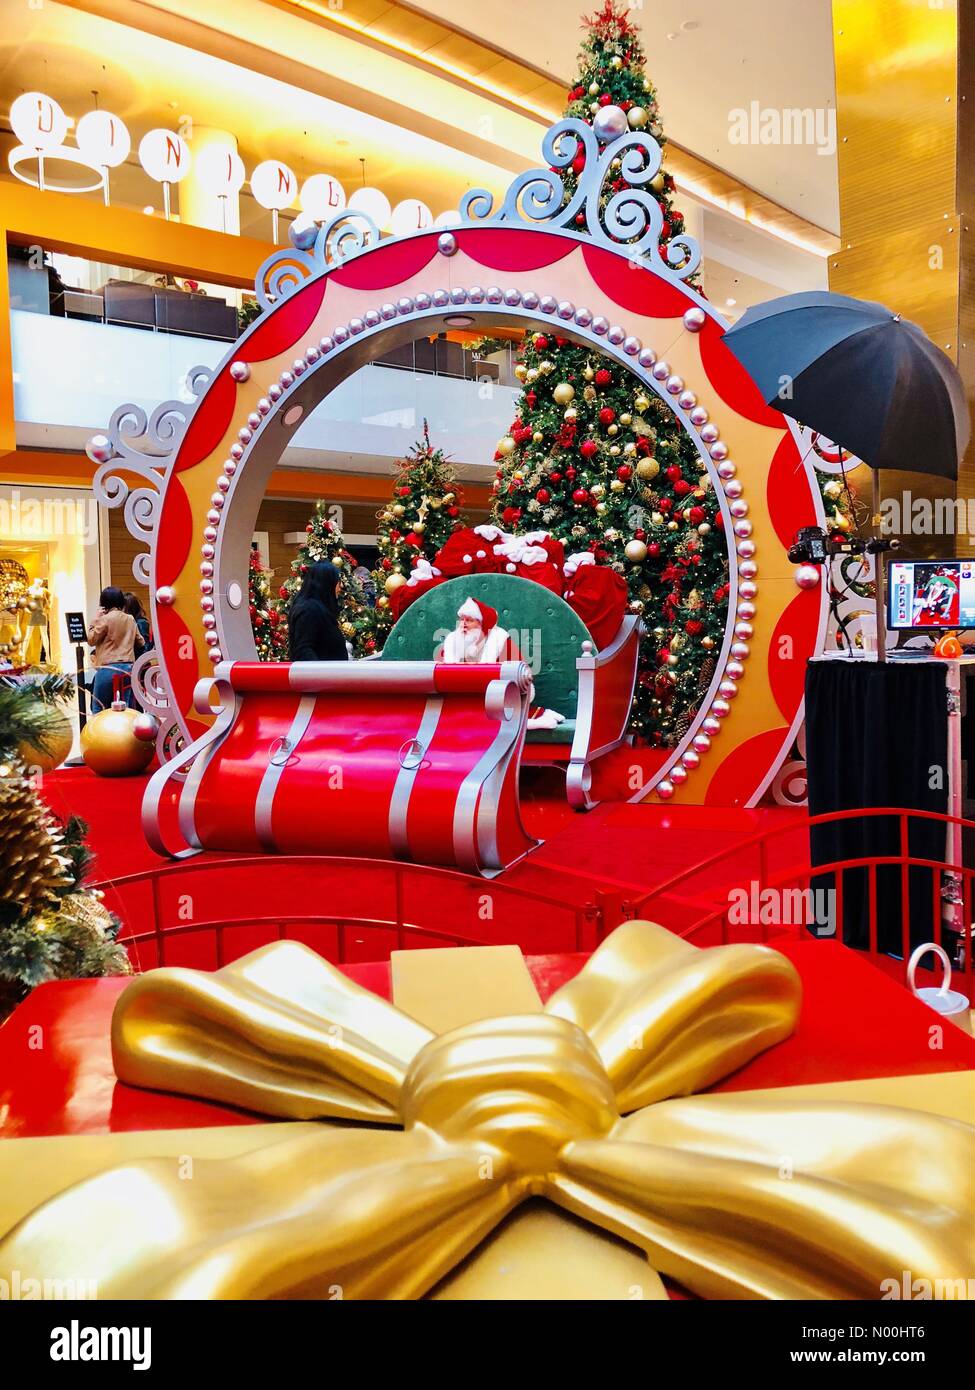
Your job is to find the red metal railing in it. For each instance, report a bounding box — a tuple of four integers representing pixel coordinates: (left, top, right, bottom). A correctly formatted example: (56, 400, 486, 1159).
(94, 853, 605, 971)
(616, 806, 974, 998)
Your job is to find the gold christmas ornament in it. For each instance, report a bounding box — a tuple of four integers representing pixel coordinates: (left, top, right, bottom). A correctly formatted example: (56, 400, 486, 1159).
(384, 573, 407, 595)
(607, 423, 619, 436)
(627, 106, 649, 130)
(610, 55, 623, 69)
(823, 480, 843, 500)
(634, 394, 650, 412)
(636, 459, 660, 480)
(553, 382, 575, 406)
(590, 483, 605, 498)
(539, 360, 555, 375)
(668, 520, 679, 531)
(583, 366, 595, 381)
(609, 446, 621, 456)
(697, 523, 711, 536)
(651, 511, 664, 525)
(80, 703, 155, 778)
(514, 364, 528, 381)
(443, 493, 455, 503)
(497, 436, 516, 456)
(17, 706, 73, 775)
(377, 596, 389, 609)
(702, 636, 715, 650)
(624, 539, 648, 563)
(624, 442, 637, 457)
(412, 522, 426, 535)
(429, 498, 442, 510)
(620, 413, 632, 427)
(610, 480, 625, 492)
(650, 172, 665, 193)
(526, 368, 539, 383)
(588, 81, 600, 96)
(392, 504, 406, 517)
(533, 432, 544, 444)
(595, 502, 607, 514)
(687, 589, 703, 611)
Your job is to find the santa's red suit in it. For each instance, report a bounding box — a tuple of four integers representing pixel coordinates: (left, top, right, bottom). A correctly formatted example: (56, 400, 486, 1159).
(440, 598, 565, 731)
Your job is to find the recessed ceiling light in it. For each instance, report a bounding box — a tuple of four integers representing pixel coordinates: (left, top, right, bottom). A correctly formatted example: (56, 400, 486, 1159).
(444, 314, 474, 327)
(725, 297, 737, 306)
(143, 206, 155, 216)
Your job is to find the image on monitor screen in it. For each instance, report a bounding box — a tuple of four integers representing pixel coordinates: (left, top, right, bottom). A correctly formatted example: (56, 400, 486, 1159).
(888, 559, 975, 630)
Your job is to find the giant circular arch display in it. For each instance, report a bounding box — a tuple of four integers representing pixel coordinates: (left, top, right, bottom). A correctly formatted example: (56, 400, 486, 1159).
(92, 120, 826, 807)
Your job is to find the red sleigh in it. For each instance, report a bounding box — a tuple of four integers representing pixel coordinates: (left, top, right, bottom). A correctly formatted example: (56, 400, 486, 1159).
(142, 659, 537, 876)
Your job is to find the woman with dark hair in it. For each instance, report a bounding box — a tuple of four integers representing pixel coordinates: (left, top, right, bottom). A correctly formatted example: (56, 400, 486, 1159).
(87, 586, 144, 711)
(123, 592, 153, 652)
(288, 562, 348, 662)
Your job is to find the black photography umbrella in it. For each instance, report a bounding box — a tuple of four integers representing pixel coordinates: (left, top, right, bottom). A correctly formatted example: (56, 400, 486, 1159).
(723, 290, 971, 658)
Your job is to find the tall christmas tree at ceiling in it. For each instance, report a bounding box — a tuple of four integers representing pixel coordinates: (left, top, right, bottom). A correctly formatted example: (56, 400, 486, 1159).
(249, 545, 288, 661)
(274, 502, 377, 656)
(373, 420, 465, 639)
(492, 0, 726, 748)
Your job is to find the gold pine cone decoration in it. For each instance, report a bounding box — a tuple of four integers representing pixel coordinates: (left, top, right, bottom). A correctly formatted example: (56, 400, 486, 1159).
(0, 768, 71, 917)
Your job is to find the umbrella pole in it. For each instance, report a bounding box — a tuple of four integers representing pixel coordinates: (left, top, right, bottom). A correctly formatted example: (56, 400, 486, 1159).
(873, 468, 887, 662)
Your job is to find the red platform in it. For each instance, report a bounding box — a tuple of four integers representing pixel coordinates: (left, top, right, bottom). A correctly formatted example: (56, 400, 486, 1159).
(3, 940, 974, 1140)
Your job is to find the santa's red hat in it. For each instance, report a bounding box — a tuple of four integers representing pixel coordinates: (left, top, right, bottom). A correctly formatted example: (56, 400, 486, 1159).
(457, 596, 497, 633)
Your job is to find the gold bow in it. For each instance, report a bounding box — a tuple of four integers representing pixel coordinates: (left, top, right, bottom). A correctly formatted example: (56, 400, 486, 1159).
(2, 921, 974, 1299)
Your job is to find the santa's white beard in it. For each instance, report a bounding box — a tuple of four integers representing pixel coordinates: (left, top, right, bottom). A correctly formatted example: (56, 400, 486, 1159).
(461, 625, 486, 660)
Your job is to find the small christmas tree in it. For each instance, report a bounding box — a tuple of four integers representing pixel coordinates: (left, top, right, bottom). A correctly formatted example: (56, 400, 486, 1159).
(492, 2, 725, 746)
(0, 675, 130, 1020)
(275, 501, 377, 656)
(249, 545, 288, 660)
(372, 421, 464, 639)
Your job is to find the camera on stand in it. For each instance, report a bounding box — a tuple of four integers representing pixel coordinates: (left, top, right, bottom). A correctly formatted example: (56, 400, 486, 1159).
(788, 525, 898, 566)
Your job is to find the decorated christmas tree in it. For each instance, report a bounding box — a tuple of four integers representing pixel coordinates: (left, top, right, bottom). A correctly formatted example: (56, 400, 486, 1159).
(492, 1, 726, 745)
(275, 501, 377, 655)
(249, 545, 288, 660)
(373, 421, 464, 639)
(0, 676, 130, 1020)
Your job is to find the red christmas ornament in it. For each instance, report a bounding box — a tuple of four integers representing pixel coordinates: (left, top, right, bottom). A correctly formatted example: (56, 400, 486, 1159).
(594, 368, 612, 386)
(502, 506, 521, 525)
(565, 466, 577, 480)
(533, 334, 549, 351)
(674, 479, 692, 496)
(616, 464, 633, 480)
(572, 487, 589, 503)
(648, 542, 661, 557)
(598, 406, 616, 425)
(659, 498, 673, 513)
(572, 155, 585, 175)
(382, 559, 391, 571)
(688, 506, 706, 525)
(278, 586, 288, 598)
(398, 486, 410, 497)
(665, 465, 681, 481)
(634, 527, 646, 541)
(657, 648, 671, 666)
(254, 613, 264, 627)
(305, 524, 313, 533)
(550, 470, 563, 483)
(685, 620, 704, 636)
(575, 213, 586, 226)
(580, 439, 598, 458)
(598, 93, 612, 106)
(269, 609, 280, 625)
(448, 506, 460, 517)
(406, 533, 422, 547)
(536, 488, 551, 503)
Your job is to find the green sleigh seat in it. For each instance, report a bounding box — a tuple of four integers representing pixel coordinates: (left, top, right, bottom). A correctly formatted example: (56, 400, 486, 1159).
(381, 574, 643, 809)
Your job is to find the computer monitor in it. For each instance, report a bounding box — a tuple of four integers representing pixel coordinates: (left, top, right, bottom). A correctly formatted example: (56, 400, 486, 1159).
(887, 558, 975, 631)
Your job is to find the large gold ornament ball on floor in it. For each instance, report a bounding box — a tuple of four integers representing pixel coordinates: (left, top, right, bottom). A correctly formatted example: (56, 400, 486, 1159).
(18, 706, 73, 773)
(80, 706, 155, 777)
(385, 573, 407, 595)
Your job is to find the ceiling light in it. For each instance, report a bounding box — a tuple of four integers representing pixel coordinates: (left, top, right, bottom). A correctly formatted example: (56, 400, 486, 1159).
(725, 298, 737, 306)
(143, 205, 154, 215)
(444, 314, 474, 327)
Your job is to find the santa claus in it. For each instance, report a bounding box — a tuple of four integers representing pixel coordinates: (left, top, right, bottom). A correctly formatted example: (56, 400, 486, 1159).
(441, 597, 511, 663)
(440, 597, 565, 731)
